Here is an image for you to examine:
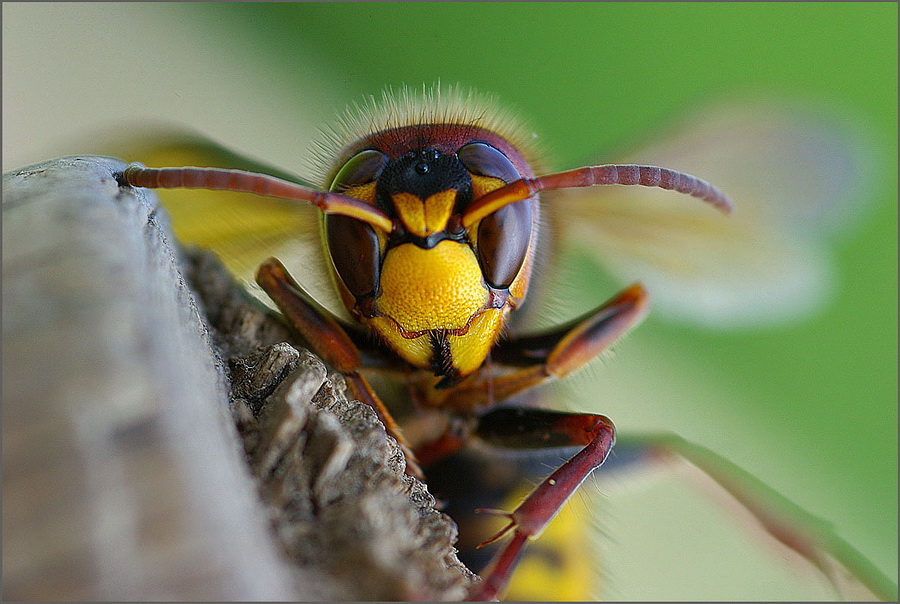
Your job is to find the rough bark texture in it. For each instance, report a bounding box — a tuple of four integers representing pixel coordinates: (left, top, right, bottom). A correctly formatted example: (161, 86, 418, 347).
(2, 157, 475, 601)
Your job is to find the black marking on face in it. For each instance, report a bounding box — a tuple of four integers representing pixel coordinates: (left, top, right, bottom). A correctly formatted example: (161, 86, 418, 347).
(377, 148, 473, 214)
(429, 330, 463, 388)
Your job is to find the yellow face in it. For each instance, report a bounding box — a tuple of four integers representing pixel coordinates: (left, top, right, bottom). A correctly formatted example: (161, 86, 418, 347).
(323, 128, 537, 385)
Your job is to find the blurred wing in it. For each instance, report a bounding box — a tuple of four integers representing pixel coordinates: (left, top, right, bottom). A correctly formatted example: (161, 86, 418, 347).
(90, 126, 347, 319)
(544, 103, 873, 328)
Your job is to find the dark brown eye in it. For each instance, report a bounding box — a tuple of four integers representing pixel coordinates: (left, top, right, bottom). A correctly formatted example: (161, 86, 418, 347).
(329, 149, 389, 191)
(477, 200, 532, 290)
(457, 142, 521, 183)
(459, 143, 530, 289)
(326, 215, 380, 298)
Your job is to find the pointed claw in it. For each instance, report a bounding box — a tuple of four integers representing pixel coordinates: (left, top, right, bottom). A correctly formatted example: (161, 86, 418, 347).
(473, 507, 512, 517)
(475, 515, 515, 549)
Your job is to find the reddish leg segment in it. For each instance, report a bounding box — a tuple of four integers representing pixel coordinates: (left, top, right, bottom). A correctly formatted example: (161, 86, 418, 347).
(256, 258, 362, 374)
(466, 408, 616, 601)
(494, 282, 650, 377)
(439, 284, 649, 414)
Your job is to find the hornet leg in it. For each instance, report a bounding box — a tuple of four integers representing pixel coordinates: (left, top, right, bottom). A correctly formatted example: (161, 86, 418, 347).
(440, 283, 650, 414)
(466, 407, 616, 601)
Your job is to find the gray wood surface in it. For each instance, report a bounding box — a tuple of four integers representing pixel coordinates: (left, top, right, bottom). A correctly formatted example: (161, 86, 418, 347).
(2, 157, 473, 600)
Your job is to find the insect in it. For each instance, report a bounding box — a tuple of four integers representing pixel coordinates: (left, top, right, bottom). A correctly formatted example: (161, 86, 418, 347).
(117, 86, 894, 601)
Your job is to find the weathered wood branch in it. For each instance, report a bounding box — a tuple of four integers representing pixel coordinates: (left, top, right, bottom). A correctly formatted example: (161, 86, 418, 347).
(2, 157, 474, 600)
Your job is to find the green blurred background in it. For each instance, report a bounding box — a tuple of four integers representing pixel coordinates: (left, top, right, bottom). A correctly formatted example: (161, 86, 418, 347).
(4, 2, 896, 600)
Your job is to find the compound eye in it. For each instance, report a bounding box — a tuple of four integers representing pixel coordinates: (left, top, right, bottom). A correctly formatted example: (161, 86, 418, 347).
(477, 199, 532, 290)
(457, 142, 521, 183)
(329, 149, 389, 192)
(459, 143, 530, 289)
(326, 150, 386, 298)
(326, 215, 380, 298)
